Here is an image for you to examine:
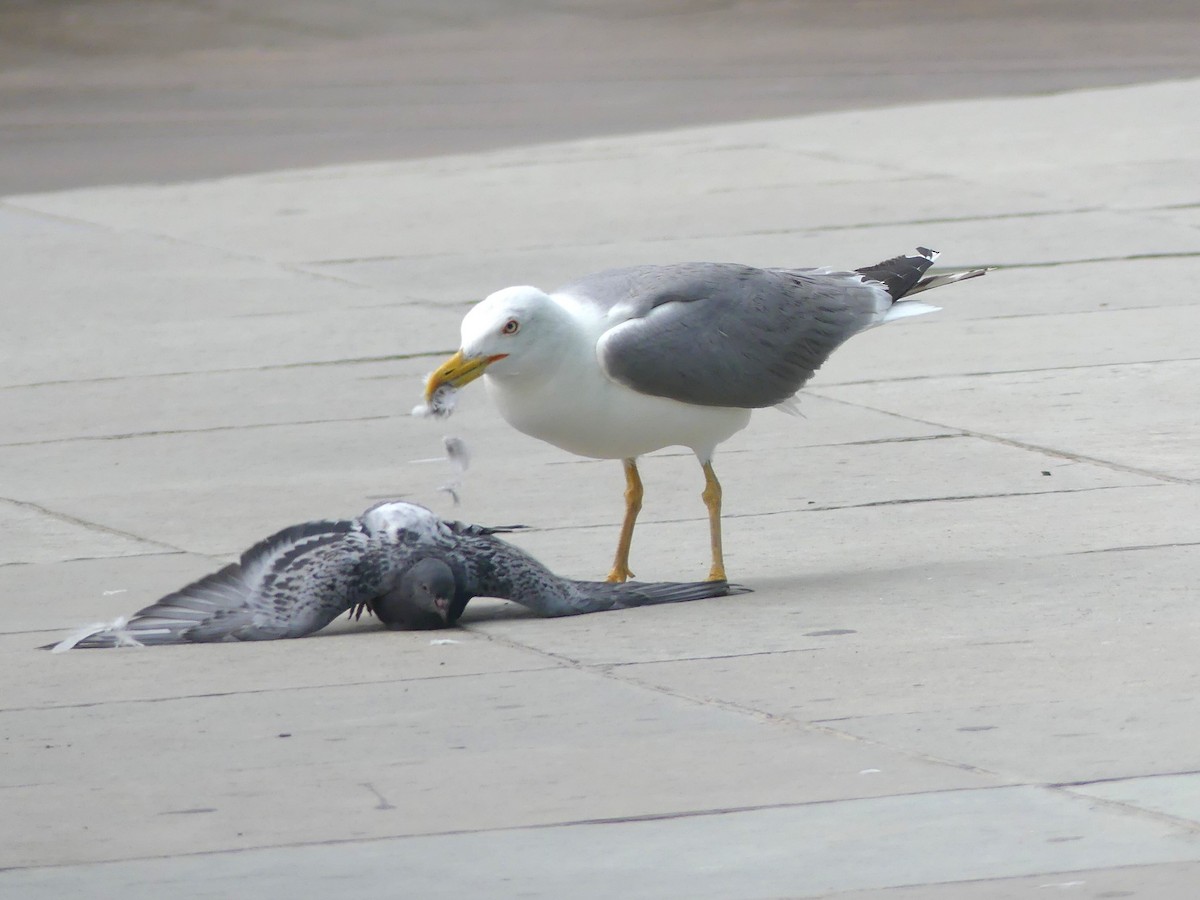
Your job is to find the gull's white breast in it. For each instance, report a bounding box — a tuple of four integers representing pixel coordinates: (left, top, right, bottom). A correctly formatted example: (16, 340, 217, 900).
(483, 297, 751, 460)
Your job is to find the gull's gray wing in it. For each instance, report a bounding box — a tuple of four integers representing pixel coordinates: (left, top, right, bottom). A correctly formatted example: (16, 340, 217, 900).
(578, 263, 888, 409)
(570, 258, 920, 409)
(54, 520, 386, 648)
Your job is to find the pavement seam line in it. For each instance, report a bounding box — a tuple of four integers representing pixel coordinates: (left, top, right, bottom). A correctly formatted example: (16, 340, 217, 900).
(459, 626, 1200, 818)
(806, 392, 1199, 486)
(462, 624, 1007, 786)
(0, 350, 454, 392)
(1, 198, 407, 292)
(1067, 539, 1200, 556)
(1049, 784, 1200, 836)
(0, 784, 1038, 874)
(0, 661, 565, 714)
(0, 548, 188, 570)
(9, 330, 1198, 394)
(0, 497, 186, 554)
(548, 432, 964, 466)
(530, 483, 1162, 536)
(813, 354, 1200, 388)
(988, 250, 1200, 269)
(302, 204, 1106, 266)
(1, 414, 398, 448)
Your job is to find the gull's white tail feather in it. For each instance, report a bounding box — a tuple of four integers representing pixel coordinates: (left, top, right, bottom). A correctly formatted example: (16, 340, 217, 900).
(881, 300, 942, 323)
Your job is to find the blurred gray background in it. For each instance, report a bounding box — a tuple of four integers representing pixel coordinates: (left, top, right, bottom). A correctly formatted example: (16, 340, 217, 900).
(2, 0, 1199, 193)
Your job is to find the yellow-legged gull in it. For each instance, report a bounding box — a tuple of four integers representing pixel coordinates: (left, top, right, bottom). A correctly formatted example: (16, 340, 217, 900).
(424, 247, 986, 582)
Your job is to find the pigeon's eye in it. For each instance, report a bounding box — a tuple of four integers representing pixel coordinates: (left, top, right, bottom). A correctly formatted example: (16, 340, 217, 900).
(501, 319, 520, 335)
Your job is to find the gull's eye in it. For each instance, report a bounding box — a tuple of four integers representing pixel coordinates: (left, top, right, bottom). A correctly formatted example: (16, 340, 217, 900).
(501, 318, 520, 335)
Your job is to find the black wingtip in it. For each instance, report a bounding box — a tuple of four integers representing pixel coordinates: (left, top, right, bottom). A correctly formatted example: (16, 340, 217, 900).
(855, 247, 939, 300)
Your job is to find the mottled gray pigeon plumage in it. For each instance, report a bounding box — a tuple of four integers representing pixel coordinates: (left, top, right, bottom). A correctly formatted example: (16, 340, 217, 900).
(46, 501, 746, 649)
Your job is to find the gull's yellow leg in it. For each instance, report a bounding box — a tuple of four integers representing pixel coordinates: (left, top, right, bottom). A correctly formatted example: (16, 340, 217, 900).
(606, 458, 643, 583)
(701, 461, 727, 582)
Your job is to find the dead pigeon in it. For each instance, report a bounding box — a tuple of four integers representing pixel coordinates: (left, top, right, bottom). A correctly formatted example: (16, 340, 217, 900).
(46, 501, 746, 648)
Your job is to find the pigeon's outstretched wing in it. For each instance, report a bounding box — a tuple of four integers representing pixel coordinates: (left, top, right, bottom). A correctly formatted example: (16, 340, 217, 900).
(49, 519, 385, 649)
(446, 520, 528, 538)
(428, 526, 751, 622)
(367, 557, 746, 627)
(524, 578, 749, 617)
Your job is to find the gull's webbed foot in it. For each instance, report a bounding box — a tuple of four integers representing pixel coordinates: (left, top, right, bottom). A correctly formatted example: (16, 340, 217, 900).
(606, 562, 635, 584)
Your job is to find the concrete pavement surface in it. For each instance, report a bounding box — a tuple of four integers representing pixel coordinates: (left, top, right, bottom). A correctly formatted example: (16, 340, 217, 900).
(4, 4, 1200, 899)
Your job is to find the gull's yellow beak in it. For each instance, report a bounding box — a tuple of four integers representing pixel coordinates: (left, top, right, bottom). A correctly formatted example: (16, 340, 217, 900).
(424, 350, 506, 400)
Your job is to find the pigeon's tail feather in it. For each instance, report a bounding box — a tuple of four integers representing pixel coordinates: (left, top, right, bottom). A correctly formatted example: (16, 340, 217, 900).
(42, 616, 190, 651)
(45, 563, 257, 650)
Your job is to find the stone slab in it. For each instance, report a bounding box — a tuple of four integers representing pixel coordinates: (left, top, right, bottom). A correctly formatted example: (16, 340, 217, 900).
(0, 664, 996, 869)
(827, 860, 1200, 899)
(0, 406, 1160, 565)
(1074, 772, 1200, 826)
(465, 544, 1200, 668)
(817, 359, 1200, 482)
(0, 204, 459, 386)
(2, 786, 1197, 898)
(0, 498, 168, 566)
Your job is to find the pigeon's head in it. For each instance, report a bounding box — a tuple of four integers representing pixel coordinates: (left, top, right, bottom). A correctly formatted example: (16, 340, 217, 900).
(424, 286, 571, 396)
(374, 558, 459, 630)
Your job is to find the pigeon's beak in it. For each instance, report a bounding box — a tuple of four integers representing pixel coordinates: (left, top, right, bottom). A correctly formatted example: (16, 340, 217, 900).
(424, 350, 506, 401)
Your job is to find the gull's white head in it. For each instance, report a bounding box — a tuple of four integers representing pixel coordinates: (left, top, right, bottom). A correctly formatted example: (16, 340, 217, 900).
(425, 286, 570, 399)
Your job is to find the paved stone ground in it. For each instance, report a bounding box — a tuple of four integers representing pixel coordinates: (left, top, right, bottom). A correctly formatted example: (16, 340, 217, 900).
(3, 4, 1200, 899)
